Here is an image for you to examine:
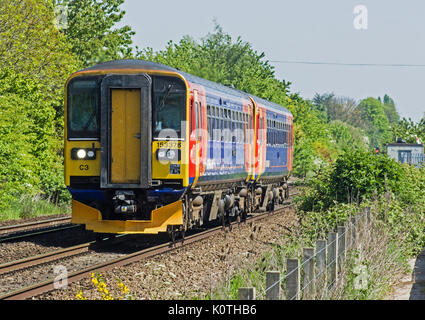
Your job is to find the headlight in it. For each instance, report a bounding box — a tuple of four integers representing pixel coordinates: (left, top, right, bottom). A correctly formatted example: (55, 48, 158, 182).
(77, 149, 87, 159)
(166, 150, 176, 160)
(156, 149, 180, 162)
(158, 150, 166, 159)
(71, 148, 97, 160)
(87, 150, 95, 158)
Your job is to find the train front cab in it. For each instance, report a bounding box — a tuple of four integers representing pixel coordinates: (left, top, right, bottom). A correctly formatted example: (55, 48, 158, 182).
(65, 70, 190, 234)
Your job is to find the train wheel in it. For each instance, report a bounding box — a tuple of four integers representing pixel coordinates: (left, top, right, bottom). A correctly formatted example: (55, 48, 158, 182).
(167, 225, 177, 247)
(227, 211, 232, 231)
(220, 212, 225, 231)
(167, 225, 185, 247)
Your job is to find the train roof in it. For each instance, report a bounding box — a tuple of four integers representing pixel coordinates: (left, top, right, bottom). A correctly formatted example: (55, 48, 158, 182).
(81, 59, 292, 115)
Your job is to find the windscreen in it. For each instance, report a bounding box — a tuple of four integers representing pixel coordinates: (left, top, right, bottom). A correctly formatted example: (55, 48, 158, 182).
(152, 76, 186, 139)
(67, 78, 100, 139)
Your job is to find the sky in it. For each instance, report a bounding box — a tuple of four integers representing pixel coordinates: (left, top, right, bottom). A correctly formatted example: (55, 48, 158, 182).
(119, 0, 425, 122)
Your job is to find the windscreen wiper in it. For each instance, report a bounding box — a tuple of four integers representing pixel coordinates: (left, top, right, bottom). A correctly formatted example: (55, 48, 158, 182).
(159, 83, 174, 111)
(82, 110, 97, 131)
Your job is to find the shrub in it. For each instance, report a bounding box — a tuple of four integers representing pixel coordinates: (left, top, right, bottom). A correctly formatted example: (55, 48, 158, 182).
(0, 94, 40, 211)
(299, 149, 404, 212)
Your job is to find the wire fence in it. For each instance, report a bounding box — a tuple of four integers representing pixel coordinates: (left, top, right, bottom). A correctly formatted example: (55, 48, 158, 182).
(238, 207, 372, 300)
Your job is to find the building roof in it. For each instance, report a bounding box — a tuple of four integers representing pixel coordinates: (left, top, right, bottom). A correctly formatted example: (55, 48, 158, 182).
(387, 143, 424, 148)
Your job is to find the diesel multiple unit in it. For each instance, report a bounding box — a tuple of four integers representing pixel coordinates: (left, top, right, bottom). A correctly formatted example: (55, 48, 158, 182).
(64, 60, 293, 236)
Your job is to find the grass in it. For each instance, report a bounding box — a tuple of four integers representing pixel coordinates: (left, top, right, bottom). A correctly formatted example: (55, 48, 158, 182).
(0, 194, 71, 221)
(206, 198, 414, 300)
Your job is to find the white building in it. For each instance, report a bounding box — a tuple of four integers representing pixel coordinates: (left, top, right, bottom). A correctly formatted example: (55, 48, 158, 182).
(386, 143, 424, 165)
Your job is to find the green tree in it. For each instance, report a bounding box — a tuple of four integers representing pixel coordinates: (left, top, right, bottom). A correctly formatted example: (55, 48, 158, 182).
(381, 94, 400, 124)
(357, 97, 392, 149)
(299, 149, 404, 212)
(138, 24, 291, 105)
(0, 94, 40, 210)
(0, 0, 78, 207)
(58, 0, 137, 67)
(329, 120, 368, 151)
(312, 93, 333, 122)
(312, 93, 364, 128)
(0, 0, 79, 105)
(392, 117, 425, 144)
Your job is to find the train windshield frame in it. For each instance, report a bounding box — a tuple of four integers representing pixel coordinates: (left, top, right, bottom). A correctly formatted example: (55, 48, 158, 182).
(152, 76, 186, 140)
(67, 77, 101, 140)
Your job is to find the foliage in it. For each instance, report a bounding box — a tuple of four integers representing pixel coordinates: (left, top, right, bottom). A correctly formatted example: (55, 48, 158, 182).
(0, 0, 137, 215)
(0, 0, 79, 104)
(288, 95, 334, 177)
(312, 93, 364, 128)
(312, 92, 401, 152)
(0, 0, 78, 215)
(380, 94, 400, 125)
(299, 149, 404, 212)
(0, 94, 39, 210)
(299, 149, 425, 257)
(138, 24, 291, 104)
(357, 97, 392, 149)
(329, 120, 368, 152)
(57, 0, 136, 67)
(392, 117, 425, 144)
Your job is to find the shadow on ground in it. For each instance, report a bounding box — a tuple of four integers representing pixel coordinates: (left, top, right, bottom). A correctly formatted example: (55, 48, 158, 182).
(409, 248, 425, 300)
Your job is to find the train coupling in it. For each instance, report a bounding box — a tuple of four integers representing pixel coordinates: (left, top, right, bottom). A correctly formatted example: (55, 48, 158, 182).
(113, 191, 137, 214)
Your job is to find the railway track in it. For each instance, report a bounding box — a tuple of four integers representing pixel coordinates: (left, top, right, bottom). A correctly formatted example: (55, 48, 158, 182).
(0, 216, 77, 243)
(0, 242, 95, 276)
(0, 193, 299, 300)
(0, 216, 72, 235)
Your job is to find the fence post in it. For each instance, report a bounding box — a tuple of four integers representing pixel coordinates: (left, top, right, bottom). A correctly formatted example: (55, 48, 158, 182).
(337, 226, 346, 266)
(365, 207, 371, 226)
(350, 217, 357, 246)
(238, 287, 256, 300)
(266, 271, 281, 300)
(286, 258, 300, 300)
(316, 239, 327, 298)
(346, 218, 352, 249)
(302, 248, 315, 299)
(327, 232, 338, 292)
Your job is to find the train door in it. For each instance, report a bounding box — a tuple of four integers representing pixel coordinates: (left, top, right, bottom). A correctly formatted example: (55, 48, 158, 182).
(254, 104, 267, 180)
(110, 89, 141, 183)
(244, 100, 255, 180)
(190, 90, 203, 184)
(288, 115, 294, 172)
(100, 74, 152, 189)
(197, 92, 207, 176)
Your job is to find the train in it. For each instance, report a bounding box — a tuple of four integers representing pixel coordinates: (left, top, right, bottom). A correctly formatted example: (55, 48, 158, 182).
(64, 59, 293, 239)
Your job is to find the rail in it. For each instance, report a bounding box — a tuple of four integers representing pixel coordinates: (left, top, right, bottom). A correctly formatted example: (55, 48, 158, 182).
(0, 194, 297, 300)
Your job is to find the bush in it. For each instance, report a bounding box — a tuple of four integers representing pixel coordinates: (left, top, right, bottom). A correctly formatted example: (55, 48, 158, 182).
(298, 149, 404, 212)
(0, 94, 40, 211)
